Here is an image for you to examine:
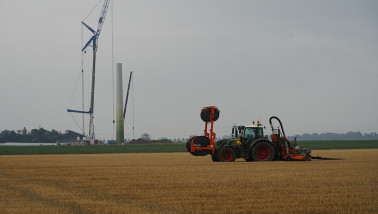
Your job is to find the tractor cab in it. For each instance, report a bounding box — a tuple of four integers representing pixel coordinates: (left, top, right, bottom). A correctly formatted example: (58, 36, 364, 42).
(241, 121, 265, 142)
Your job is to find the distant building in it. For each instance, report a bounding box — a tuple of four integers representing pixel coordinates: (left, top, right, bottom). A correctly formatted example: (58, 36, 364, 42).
(141, 133, 151, 141)
(54, 130, 84, 145)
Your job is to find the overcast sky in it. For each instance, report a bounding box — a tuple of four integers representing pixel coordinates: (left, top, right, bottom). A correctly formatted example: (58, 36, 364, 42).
(1, 0, 377, 140)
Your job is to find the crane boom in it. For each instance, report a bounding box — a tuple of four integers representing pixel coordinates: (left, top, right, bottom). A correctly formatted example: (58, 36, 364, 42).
(67, 0, 111, 140)
(97, 0, 111, 37)
(82, 0, 110, 52)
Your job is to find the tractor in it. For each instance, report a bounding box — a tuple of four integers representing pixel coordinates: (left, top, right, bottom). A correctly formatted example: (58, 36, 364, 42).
(186, 106, 312, 162)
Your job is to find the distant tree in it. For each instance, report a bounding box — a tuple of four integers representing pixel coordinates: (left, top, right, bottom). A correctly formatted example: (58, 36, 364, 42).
(157, 138, 175, 144)
(0, 127, 63, 143)
(22, 127, 27, 135)
(0, 130, 12, 142)
(288, 131, 378, 140)
(48, 129, 60, 141)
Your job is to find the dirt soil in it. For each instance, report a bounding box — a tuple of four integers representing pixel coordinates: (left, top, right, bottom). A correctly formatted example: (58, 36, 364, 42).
(0, 149, 377, 213)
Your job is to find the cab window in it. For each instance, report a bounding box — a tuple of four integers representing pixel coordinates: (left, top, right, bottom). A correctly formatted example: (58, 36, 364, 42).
(243, 127, 264, 139)
(256, 128, 264, 138)
(243, 128, 255, 139)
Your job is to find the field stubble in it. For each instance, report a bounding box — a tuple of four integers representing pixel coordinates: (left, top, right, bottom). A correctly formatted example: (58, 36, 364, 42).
(0, 149, 377, 213)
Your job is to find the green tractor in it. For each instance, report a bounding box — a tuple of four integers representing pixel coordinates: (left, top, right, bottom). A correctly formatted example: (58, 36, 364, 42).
(186, 106, 312, 162)
(211, 122, 276, 162)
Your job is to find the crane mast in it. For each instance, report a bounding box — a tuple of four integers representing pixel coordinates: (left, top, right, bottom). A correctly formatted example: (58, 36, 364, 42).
(67, 0, 111, 141)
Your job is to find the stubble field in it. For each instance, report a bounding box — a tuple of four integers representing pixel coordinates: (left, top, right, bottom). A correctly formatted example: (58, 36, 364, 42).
(0, 149, 377, 214)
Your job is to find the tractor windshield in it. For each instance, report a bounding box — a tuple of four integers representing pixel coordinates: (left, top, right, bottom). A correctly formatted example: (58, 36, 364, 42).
(243, 127, 264, 140)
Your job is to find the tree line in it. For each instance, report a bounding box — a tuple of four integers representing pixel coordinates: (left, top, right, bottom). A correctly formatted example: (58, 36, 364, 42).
(0, 128, 62, 143)
(289, 131, 378, 140)
(2, 127, 377, 143)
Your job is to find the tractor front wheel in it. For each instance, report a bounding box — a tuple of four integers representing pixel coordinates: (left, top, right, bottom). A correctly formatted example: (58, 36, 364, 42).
(211, 153, 219, 162)
(217, 147, 236, 162)
(252, 142, 275, 161)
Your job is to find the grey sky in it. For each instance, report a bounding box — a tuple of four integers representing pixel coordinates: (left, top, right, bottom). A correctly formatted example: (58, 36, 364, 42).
(1, 0, 377, 139)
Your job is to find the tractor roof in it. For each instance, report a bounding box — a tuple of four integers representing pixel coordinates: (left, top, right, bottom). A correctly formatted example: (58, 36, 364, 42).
(244, 124, 264, 128)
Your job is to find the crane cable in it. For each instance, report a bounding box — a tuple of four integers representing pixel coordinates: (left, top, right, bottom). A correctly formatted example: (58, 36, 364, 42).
(67, 17, 88, 136)
(67, 71, 82, 134)
(69, 112, 84, 133)
(68, 69, 81, 108)
(82, 0, 102, 22)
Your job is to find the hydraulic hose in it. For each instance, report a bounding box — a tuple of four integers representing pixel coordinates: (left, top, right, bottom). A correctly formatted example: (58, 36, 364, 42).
(269, 116, 287, 139)
(269, 116, 294, 150)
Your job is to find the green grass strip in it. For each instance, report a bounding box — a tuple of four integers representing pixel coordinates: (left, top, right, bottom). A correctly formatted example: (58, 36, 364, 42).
(0, 144, 186, 155)
(1, 140, 377, 155)
(297, 140, 378, 150)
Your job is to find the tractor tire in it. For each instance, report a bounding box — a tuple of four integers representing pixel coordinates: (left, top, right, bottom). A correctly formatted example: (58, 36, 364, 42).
(217, 147, 236, 162)
(211, 153, 219, 162)
(251, 141, 275, 161)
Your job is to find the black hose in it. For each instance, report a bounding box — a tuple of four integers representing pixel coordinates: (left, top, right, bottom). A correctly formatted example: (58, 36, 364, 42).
(269, 116, 287, 139)
(269, 116, 295, 150)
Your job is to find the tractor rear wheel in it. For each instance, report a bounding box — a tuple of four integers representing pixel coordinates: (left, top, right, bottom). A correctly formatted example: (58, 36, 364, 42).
(217, 147, 236, 162)
(252, 141, 275, 161)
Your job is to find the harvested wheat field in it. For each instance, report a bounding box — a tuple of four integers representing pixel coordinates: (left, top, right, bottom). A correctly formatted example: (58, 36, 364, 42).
(0, 149, 377, 214)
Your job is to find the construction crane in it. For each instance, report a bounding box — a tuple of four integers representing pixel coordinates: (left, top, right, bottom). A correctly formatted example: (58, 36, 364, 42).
(67, 0, 111, 141)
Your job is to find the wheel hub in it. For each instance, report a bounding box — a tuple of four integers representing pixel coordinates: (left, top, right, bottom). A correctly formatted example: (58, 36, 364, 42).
(256, 146, 270, 160)
(221, 150, 233, 161)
